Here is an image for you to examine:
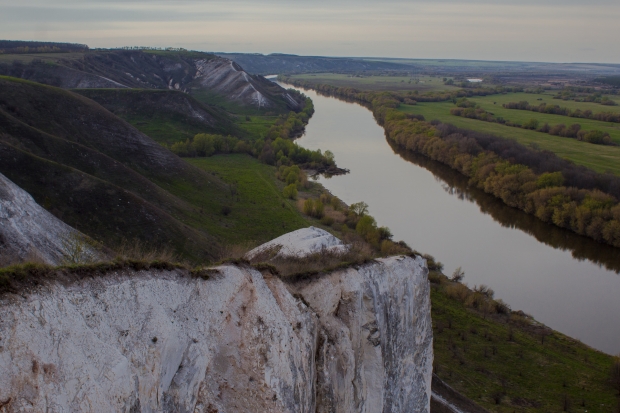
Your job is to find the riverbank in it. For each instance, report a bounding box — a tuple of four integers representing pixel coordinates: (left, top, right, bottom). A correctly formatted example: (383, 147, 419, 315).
(279, 76, 620, 252)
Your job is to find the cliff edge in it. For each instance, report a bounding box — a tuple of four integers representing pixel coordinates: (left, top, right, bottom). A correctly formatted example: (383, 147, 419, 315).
(0, 229, 432, 412)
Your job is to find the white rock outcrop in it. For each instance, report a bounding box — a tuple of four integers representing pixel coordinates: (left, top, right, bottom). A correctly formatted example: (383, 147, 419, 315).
(0, 172, 100, 266)
(0, 230, 432, 412)
(245, 226, 348, 260)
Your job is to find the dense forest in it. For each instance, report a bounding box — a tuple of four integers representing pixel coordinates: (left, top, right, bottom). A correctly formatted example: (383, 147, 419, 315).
(280, 76, 620, 248)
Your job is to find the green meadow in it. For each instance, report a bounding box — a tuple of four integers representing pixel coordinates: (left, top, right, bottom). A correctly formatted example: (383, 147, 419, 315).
(398, 101, 620, 175)
(187, 154, 310, 245)
(288, 73, 459, 92)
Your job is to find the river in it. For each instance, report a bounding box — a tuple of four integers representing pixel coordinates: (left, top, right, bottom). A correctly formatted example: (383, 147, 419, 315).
(281, 82, 620, 355)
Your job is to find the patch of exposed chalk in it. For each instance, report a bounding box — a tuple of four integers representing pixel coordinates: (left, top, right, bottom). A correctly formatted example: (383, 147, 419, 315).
(245, 227, 347, 260)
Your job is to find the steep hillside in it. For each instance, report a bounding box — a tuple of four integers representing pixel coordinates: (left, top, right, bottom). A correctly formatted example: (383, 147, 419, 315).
(0, 76, 231, 260)
(189, 57, 303, 111)
(0, 172, 102, 266)
(0, 49, 305, 112)
(74, 89, 244, 144)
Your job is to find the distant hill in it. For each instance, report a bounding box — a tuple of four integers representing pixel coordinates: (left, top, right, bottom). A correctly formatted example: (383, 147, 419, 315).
(0, 49, 305, 113)
(74, 89, 244, 144)
(216, 53, 416, 75)
(0, 40, 88, 54)
(0, 76, 235, 261)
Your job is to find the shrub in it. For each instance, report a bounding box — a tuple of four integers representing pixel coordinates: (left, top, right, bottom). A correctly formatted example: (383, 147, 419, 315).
(314, 200, 325, 218)
(446, 283, 471, 302)
(282, 184, 298, 200)
(303, 199, 314, 216)
(522, 118, 539, 130)
(356, 215, 377, 238)
(451, 266, 465, 282)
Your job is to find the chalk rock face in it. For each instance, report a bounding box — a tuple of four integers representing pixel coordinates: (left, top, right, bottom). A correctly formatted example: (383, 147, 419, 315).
(245, 226, 347, 260)
(0, 231, 432, 412)
(0, 172, 98, 265)
(193, 57, 303, 110)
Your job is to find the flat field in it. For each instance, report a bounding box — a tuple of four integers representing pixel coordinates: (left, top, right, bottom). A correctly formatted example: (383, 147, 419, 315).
(287, 73, 620, 174)
(288, 73, 459, 92)
(398, 100, 620, 175)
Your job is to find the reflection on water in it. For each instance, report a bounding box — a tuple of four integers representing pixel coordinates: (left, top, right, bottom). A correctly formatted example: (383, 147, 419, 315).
(281, 82, 620, 355)
(390, 144, 620, 274)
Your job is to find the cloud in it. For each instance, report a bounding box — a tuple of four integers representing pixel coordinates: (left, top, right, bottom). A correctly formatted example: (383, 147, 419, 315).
(0, 0, 618, 63)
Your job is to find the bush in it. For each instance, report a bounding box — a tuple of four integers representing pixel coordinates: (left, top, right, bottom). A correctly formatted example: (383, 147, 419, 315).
(451, 266, 465, 282)
(282, 184, 298, 200)
(314, 200, 325, 218)
(303, 199, 314, 216)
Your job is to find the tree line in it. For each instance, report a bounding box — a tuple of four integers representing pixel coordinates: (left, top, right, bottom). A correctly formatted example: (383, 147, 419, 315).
(284, 78, 620, 248)
(0, 41, 89, 54)
(277, 75, 522, 104)
(168, 95, 333, 168)
(553, 88, 618, 105)
(450, 100, 614, 146)
(503, 101, 620, 123)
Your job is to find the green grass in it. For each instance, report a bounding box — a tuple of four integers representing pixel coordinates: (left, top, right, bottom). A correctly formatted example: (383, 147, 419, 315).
(74, 89, 242, 145)
(431, 283, 617, 413)
(235, 114, 279, 139)
(187, 154, 311, 244)
(470, 92, 620, 115)
(288, 73, 459, 92)
(0, 52, 85, 64)
(398, 101, 620, 175)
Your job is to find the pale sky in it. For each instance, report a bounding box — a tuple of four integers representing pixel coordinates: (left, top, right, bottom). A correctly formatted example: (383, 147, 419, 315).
(1, 0, 619, 63)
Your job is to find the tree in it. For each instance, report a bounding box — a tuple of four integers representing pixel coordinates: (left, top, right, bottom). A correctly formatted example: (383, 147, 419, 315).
(451, 267, 465, 283)
(356, 215, 377, 238)
(350, 201, 369, 217)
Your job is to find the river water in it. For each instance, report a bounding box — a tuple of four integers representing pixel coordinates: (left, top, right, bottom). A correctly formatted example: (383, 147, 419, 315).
(281, 82, 620, 355)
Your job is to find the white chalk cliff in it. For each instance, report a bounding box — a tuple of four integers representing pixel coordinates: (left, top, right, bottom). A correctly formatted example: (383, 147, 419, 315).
(0, 172, 100, 266)
(0, 228, 433, 412)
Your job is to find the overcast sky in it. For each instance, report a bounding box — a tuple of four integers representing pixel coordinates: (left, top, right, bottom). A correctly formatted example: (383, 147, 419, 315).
(1, 0, 619, 63)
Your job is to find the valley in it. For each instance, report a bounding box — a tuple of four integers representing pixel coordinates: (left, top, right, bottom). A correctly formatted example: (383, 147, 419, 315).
(1, 40, 620, 413)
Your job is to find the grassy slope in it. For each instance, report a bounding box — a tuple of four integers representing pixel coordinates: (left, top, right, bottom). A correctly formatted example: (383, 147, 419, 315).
(191, 90, 283, 140)
(74, 89, 244, 145)
(431, 281, 617, 413)
(0, 76, 234, 260)
(0, 76, 320, 260)
(398, 102, 620, 175)
(188, 154, 311, 244)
